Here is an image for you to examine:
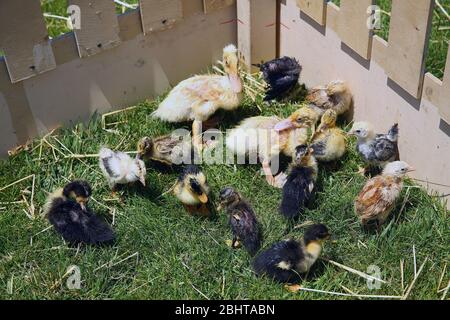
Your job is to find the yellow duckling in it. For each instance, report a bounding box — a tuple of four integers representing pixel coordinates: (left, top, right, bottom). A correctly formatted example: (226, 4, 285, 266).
(152, 44, 243, 151)
(310, 109, 346, 162)
(174, 165, 211, 217)
(226, 107, 319, 188)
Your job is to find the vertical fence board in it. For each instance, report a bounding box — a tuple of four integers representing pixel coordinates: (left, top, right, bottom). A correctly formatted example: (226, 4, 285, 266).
(372, 0, 434, 98)
(69, 0, 121, 58)
(327, 0, 374, 59)
(424, 46, 450, 123)
(0, 0, 56, 83)
(237, 0, 277, 72)
(139, 0, 183, 34)
(296, 0, 326, 25)
(203, 0, 235, 13)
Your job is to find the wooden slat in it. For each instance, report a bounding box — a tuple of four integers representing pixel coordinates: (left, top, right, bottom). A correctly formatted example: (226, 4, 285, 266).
(0, 0, 56, 83)
(372, 0, 434, 98)
(203, 0, 235, 13)
(69, 0, 121, 58)
(423, 46, 450, 123)
(139, 0, 183, 34)
(296, 0, 327, 25)
(327, 0, 374, 60)
(237, 0, 277, 72)
(0, 59, 38, 156)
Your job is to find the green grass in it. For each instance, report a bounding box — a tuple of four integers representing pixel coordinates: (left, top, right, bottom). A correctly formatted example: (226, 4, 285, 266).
(0, 78, 448, 299)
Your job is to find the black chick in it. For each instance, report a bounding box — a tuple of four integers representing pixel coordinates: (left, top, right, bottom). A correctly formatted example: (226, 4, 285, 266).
(280, 145, 318, 220)
(218, 187, 262, 255)
(253, 224, 330, 283)
(45, 180, 115, 246)
(254, 56, 302, 101)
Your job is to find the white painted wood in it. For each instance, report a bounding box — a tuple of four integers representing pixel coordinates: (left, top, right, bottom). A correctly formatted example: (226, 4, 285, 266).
(237, 0, 277, 71)
(69, 0, 122, 58)
(139, 0, 183, 34)
(0, 0, 56, 83)
(372, 0, 435, 98)
(297, 0, 327, 25)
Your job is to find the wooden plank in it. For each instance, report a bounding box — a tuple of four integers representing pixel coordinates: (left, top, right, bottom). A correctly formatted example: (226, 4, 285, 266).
(203, 0, 235, 13)
(0, 59, 38, 156)
(327, 0, 374, 60)
(372, 0, 434, 98)
(237, 0, 277, 72)
(296, 0, 327, 25)
(139, 0, 183, 34)
(423, 46, 450, 123)
(69, 0, 121, 58)
(0, 0, 56, 83)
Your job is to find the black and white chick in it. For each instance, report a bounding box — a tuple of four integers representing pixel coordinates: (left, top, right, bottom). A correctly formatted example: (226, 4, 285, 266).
(44, 180, 115, 246)
(217, 187, 262, 256)
(173, 165, 211, 217)
(99, 147, 147, 191)
(252, 224, 330, 283)
(348, 122, 399, 174)
(279, 145, 318, 220)
(253, 56, 302, 101)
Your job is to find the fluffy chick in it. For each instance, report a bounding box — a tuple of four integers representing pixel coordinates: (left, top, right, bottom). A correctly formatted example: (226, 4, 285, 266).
(311, 109, 346, 162)
(355, 161, 414, 229)
(45, 180, 115, 246)
(152, 44, 243, 151)
(137, 133, 192, 165)
(174, 165, 211, 216)
(226, 107, 319, 188)
(280, 145, 318, 220)
(253, 56, 302, 101)
(99, 147, 146, 190)
(306, 80, 352, 116)
(349, 122, 399, 173)
(217, 187, 262, 256)
(253, 224, 330, 283)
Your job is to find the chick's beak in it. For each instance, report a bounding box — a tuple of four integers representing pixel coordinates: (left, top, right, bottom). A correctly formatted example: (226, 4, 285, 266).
(274, 119, 295, 132)
(407, 166, 415, 173)
(79, 201, 87, 211)
(198, 193, 208, 204)
(140, 175, 146, 186)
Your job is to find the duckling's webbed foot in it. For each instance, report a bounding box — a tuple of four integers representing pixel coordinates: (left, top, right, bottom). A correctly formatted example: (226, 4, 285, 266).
(262, 160, 284, 188)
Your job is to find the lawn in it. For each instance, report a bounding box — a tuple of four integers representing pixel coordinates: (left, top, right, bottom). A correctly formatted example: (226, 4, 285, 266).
(0, 78, 448, 299)
(0, 1, 448, 300)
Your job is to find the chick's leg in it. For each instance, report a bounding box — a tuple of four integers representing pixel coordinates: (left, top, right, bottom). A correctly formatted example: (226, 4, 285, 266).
(262, 160, 286, 188)
(192, 120, 203, 153)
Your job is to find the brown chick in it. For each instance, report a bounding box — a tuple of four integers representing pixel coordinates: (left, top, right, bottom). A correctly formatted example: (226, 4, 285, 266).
(137, 133, 192, 165)
(355, 161, 414, 229)
(306, 80, 352, 116)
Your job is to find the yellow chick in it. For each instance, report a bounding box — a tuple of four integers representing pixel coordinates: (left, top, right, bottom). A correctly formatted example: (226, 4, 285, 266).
(173, 165, 211, 217)
(306, 80, 352, 116)
(310, 109, 346, 162)
(226, 107, 319, 187)
(152, 44, 243, 151)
